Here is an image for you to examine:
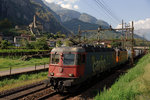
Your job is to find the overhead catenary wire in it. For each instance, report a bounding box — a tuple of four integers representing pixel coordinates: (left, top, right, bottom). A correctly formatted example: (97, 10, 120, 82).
(97, 0, 120, 22)
(95, 0, 120, 23)
(80, 0, 108, 22)
(100, 0, 121, 22)
(94, 0, 121, 24)
(80, 0, 118, 26)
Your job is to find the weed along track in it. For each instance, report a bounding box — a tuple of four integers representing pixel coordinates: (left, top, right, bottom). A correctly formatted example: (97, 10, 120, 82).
(0, 80, 49, 100)
(0, 79, 69, 100)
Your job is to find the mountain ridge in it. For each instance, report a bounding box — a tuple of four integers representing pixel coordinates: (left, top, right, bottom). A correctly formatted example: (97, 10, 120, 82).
(43, 1, 109, 27)
(0, 0, 69, 35)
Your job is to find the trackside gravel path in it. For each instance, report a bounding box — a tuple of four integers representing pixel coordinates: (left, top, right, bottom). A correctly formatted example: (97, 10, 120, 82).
(0, 64, 49, 77)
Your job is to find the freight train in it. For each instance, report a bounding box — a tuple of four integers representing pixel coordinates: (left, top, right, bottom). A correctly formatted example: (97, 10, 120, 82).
(47, 45, 144, 92)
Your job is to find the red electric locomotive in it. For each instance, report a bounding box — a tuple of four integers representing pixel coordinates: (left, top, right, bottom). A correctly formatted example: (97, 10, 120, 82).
(48, 46, 128, 92)
(48, 47, 86, 92)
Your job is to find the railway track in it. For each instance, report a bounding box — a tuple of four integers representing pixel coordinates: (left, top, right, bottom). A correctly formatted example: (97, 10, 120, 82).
(0, 56, 144, 100)
(0, 79, 67, 100)
(0, 80, 49, 100)
(0, 63, 135, 100)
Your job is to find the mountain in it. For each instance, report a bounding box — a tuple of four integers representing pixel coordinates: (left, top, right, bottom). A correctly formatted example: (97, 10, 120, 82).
(135, 29, 150, 40)
(0, 0, 69, 34)
(79, 13, 97, 24)
(42, 0, 144, 40)
(31, 0, 61, 22)
(63, 19, 99, 33)
(63, 18, 122, 39)
(43, 2, 81, 22)
(43, 1, 109, 27)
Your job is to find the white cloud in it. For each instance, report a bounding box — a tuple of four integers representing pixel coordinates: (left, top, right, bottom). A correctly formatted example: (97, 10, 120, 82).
(133, 18, 150, 30)
(57, 1, 63, 5)
(61, 4, 72, 9)
(44, 0, 79, 10)
(116, 18, 150, 39)
(63, 0, 78, 3)
(74, 5, 79, 9)
(116, 18, 150, 30)
(45, 0, 56, 3)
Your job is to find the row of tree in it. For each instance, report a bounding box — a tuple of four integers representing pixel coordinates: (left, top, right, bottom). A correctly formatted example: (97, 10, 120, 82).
(0, 37, 49, 50)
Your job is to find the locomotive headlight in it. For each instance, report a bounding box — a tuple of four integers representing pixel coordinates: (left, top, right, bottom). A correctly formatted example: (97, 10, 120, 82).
(69, 74, 74, 77)
(50, 72, 54, 76)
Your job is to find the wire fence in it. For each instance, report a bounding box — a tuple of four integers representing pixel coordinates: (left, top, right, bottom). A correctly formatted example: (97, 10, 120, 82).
(0, 63, 49, 76)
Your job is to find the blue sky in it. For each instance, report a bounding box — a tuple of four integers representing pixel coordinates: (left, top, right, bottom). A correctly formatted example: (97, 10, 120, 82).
(45, 0, 150, 27)
(45, 0, 150, 39)
(77, 0, 150, 27)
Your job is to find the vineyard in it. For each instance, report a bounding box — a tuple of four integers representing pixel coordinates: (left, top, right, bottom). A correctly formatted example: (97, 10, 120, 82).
(0, 49, 51, 57)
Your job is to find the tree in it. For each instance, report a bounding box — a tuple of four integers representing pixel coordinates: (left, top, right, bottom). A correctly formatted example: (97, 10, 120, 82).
(25, 41, 35, 49)
(56, 40, 62, 47)
(111, 41, 121, 48)
(63, 40, 73, 46)
(0, 40, 9, 49)
(36, 37, 49, 50)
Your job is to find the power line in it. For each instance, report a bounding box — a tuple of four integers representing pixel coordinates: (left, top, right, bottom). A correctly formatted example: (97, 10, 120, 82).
(98, 0, 120, 22)
(93, 0, 115, 24)
(80, 0, 114, 25)
(96, 0, 120, 23)
(100, 0, 121, 22)
(94, 0, 121, 24)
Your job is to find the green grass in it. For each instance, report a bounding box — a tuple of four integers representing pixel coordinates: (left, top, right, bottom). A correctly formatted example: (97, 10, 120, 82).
(0, 57, 49, 71)
(95, 54, 150, 100)
(0, 71, 48, 92)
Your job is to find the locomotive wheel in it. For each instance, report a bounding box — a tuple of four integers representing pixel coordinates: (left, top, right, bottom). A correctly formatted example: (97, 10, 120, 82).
(57, 85, 64, 93)
(57, 81, 65, 93)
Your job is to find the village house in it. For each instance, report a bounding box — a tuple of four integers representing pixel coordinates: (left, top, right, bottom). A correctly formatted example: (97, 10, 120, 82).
(14, 34, 31, 47)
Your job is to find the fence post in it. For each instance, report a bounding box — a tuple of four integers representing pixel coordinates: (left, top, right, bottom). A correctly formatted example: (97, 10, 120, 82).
(35, 64, 36, 71)
(10, 66, 12, 75)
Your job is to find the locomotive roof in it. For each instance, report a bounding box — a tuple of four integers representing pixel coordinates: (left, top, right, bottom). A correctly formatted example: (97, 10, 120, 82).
(51, 47, 85, 53)
(51, 46, 115, 53)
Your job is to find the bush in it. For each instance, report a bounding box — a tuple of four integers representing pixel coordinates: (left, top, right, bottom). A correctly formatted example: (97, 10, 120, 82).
(0, 40, 10, 49)
(56, 40, 62, 47)
(35, 37, 49, 50)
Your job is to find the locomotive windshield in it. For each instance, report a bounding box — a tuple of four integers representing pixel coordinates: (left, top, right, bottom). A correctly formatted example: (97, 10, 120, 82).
(63, 54, 75, 65)
(51, 54, 60, 64)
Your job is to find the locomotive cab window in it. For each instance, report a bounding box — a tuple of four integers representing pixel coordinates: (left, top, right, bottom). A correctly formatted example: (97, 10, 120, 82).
(51, 54, 60, 64)
(63, 54, 75, 65)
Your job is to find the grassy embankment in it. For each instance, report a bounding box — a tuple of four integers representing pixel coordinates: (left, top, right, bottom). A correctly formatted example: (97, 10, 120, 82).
(95, 53, 150, 100)
(0, 57, 49, 71)
(0, 71, 48, 92)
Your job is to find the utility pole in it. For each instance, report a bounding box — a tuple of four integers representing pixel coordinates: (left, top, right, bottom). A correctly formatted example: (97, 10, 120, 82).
(78, 25, 81, 43)
(125, 23, 130, 49)
(122, 20, 125, 49)
(131, 21, 134, 65)
(97, 26, 101, 43)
